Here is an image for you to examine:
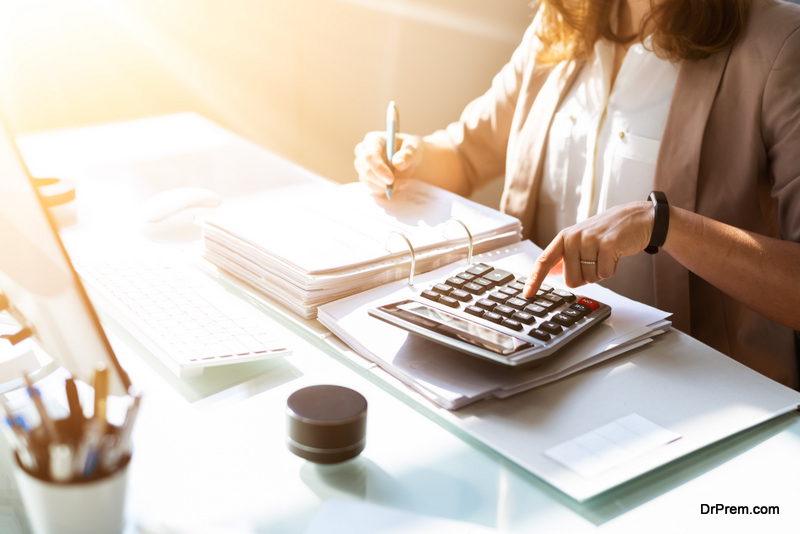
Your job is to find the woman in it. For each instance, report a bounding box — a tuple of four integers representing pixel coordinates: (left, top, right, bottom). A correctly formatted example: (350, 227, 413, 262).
(354, 0, 800, 389)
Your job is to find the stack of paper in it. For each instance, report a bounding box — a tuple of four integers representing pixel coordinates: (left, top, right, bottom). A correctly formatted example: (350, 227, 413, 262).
(317, 241, 672, 410)
(201, 180, 521, 318)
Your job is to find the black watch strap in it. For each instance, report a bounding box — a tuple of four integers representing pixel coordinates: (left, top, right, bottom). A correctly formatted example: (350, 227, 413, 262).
(644, 191, 669, 254)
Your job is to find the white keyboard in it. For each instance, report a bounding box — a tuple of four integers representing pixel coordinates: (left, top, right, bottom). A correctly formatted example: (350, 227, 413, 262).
(75, 258, 292, 377)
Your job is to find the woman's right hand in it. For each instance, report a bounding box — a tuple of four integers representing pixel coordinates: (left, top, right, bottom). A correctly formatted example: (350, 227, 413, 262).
(354, 132, 424, 196)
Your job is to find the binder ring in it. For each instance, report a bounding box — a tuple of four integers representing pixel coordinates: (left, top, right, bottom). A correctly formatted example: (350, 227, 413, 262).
(386, 231, 416, 286)
(444, 218, 474, 266)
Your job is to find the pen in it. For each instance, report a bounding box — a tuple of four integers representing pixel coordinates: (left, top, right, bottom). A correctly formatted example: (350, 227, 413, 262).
(24, 373, 60, 444)
(92, 362, 109, 428)
(65, 377, 85, 435)
(385, 101, 399, 200)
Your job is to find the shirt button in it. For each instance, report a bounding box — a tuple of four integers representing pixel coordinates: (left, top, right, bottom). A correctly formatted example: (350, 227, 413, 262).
(619, 131, 625, 138)
(569, 114, 576, 121)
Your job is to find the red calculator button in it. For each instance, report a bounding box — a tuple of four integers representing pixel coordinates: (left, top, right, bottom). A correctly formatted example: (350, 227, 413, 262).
(577, 297, 600, 311)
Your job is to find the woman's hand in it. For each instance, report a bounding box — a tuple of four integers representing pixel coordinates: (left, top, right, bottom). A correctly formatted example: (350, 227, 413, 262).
(354, 132, 424, 196)
(523, 201, 654, 298)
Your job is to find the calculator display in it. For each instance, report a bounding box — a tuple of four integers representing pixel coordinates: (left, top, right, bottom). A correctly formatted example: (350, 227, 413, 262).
(378, 300, 532, 355)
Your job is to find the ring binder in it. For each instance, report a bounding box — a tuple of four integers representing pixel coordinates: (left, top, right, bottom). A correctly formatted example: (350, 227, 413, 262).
(444, 218, 474, 266)
(385, 231, 416, 286)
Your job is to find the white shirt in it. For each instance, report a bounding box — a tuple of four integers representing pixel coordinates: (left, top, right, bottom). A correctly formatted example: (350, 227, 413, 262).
(536, 37, 680, 306)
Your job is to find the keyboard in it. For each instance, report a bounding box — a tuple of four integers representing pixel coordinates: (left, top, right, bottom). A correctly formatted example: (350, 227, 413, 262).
(75, 258, 292, 377)
(369, 263, 611, 366)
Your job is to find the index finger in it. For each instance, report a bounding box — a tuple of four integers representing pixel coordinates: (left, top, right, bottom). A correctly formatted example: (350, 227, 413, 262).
(523, 234, 565, 298)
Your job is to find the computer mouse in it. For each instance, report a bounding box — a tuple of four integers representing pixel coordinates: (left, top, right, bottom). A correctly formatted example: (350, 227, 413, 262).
(141, 186, 222, 241)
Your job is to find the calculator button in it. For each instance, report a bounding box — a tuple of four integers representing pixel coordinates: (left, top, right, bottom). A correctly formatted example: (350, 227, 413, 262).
(535, 290, 549, 298)
(465, 305, 484, 317)
(433, 284, 453, 295)
(473, 278, 496, 290)
(446, 277, 467, 289)
(524, 304, 548, 317)
(482, 269, 514, 286)
(528, 328, 550, 341)
(539, 321, 563, 335)
(488, 292, 509, 304)
(483, 312, 503, 324)
(509, 282, 526, 291)
(449, 289, 472, 302)
(439, 296, 460, 308)
(494, 305, 514, 318)
(501, 319, 523, 331)
(505, 298, 528, 310)
(551, 313, 576, 327)
(542, 294, 564, 306)
(421, 290, 440, 302)
(539, 284, 553, 293)
(533, 299, 556, 311)
(552, 289, 576, 302)
(457, 272, 477, 282)
(577, 297, 600, 311)
(499, 286, 520, 297)
(511, 311, 535, 325)
(476, 299, 496, 311)
(563, 309, 583, 320)
(465, 263, 494, 277)
(569, 303, 591, 317)
(516, 277, 529, 285)
(462, 282, 486, 295)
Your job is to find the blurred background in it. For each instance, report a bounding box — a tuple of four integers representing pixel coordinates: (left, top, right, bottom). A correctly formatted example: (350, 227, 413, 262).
(0, 0, 534, 207)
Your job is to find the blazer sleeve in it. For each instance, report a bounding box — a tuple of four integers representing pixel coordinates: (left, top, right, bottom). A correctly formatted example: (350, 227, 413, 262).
(429, 17, 542, 196)
(763, 25, 800, 243)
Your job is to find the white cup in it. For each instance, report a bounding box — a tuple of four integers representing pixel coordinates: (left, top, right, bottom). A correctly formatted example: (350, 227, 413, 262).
(13, 457, 130, 534)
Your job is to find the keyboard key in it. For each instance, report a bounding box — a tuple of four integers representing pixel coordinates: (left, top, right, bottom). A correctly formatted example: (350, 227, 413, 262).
(524, 304, 548, 317)
(462, 282, 486, 295)
(439, 296, 460, 308)
(421, 290, 440, 302)
(466, 263, 494, 277)
(482, 269, 514, 286)
(476, 299, 497, 311)
(449, 289, 472, 302)
(539, 321, 563, 335)
(433, 283, 453, 295)
(488, 292, 509, 304)
(446, 277, 467, 289)
(511, 311, 535, 325)
(494, 305, 515, 318)
(483, 312, 503, 324)
(551, 313, 576, 327)
(528, 328, 550, 341)
(465, 305, 484, 318)
(501, 319, 523, 331)
(505, 297, 528, 310)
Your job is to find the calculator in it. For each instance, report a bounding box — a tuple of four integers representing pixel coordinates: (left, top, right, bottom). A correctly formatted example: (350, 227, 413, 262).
(368, 263, 611, 366)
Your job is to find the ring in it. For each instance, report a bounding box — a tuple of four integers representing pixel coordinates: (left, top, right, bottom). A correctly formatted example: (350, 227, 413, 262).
(580, 260, 597, 265)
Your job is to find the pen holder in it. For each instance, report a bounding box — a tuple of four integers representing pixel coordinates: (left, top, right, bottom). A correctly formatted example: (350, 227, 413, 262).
(13, 452, 131, 534)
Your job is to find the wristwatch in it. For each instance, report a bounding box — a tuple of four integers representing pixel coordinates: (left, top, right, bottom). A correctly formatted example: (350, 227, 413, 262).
(644, 191, 669, 254)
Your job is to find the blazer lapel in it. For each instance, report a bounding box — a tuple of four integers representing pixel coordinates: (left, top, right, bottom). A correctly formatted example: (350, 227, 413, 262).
(653, 48, 732, 333)
(505, 59, 583, 240)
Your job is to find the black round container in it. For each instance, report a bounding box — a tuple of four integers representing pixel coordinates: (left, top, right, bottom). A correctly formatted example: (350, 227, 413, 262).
(286, 385, 367, 464)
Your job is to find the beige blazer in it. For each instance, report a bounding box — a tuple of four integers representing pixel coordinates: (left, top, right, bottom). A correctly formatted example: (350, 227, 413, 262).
(438, 0, 800, 387)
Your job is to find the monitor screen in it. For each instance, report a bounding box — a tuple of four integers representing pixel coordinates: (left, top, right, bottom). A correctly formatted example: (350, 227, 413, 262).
(0, 120, 130, 394)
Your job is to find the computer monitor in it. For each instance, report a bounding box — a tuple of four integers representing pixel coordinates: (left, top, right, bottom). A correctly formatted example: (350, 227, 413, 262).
(0, 119, 130, 395)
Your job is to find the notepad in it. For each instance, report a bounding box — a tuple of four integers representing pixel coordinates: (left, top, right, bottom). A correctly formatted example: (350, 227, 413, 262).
(201, 180, 521, 318)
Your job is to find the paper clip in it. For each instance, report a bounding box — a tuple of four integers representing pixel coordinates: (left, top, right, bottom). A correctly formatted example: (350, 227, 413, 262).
(386, 231, 416, 286)
(444, 218, 474, 266)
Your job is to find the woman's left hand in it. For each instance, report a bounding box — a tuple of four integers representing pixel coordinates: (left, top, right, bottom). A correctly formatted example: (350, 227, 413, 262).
(523, 201, 654, 298)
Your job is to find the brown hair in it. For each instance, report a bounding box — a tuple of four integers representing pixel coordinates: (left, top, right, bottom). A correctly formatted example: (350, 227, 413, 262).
(534, 0, 753, 64)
